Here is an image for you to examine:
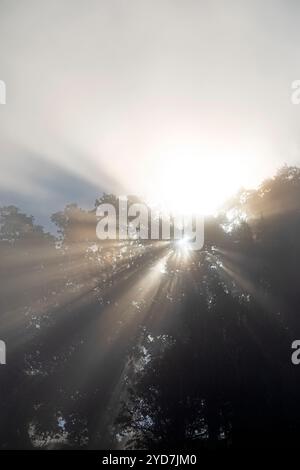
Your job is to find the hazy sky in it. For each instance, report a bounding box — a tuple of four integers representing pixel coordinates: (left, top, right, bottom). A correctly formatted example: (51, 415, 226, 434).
(1, 0, 300, 225)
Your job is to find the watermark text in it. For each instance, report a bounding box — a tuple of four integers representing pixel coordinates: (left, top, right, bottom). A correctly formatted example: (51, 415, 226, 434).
(0, 80, 6, 104)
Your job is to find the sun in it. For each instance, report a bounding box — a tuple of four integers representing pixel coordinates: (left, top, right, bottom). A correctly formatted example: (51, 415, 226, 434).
(147, 143, 250, 216)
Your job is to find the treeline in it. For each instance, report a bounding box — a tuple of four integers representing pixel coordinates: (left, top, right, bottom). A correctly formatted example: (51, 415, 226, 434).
(0, 165, 300, 448)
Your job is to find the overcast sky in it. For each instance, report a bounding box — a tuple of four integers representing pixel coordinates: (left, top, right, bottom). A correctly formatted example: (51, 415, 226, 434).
(1, 0, 300, 227)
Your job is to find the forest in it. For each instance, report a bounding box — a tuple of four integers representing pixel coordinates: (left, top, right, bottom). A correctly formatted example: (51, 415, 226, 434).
(0, 165, 300, 449)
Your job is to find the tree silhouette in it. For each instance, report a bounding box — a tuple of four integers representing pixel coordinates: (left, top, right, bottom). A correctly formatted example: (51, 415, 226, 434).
(1, 166, 300, 449)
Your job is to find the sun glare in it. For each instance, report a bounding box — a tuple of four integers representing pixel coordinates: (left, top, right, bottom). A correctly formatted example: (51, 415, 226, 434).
(147, 142, 258, 216)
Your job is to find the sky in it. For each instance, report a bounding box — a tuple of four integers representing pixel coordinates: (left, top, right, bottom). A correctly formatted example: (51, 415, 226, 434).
(1, 0, 300, 228)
